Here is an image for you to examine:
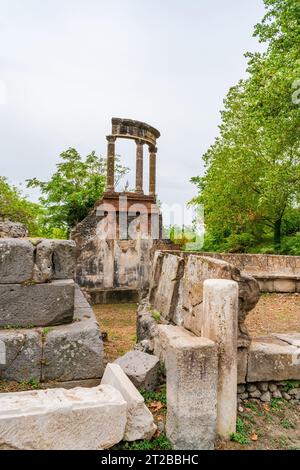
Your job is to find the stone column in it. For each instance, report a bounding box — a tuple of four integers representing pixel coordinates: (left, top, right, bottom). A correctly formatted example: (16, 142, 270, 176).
(149, 146, 157, 196)
(202, 279, 238, 439)
(106, 136, 116, 192)
(135, 139, 144, 194)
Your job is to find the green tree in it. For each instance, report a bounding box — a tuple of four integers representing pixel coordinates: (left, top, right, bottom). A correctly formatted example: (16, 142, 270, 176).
(27, 148, 128, 236)
(0, 176, 42, 235)
(192, 0, 300, 252)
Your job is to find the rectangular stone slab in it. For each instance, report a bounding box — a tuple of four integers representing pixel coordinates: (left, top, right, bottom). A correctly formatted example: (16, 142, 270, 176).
(0, 385, 127, 450)
(247, 336, 300, 382)
(0, 280, 75, 327)
(0, 239, 34, 283)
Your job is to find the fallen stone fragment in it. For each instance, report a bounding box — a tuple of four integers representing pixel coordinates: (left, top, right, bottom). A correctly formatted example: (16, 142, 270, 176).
(115, 350, 159, 391)
(0, 385, 127, 449)
(101, 363, 156, 441)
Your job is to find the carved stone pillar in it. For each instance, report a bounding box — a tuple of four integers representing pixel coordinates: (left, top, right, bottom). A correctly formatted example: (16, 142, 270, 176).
(149, 146, 157, 196)
(135, 139, 144, 194)
(106, 136, 116, 192)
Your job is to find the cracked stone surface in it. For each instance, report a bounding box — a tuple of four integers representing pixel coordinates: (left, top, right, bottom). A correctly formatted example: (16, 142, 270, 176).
(0, 280, 75, 327)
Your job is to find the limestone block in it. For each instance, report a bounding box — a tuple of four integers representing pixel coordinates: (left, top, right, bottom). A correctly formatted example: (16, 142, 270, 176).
(33, 239, 76, 282)
(154, 324, 197, 363)
(174, 254, 260, 345)
(247, 336, 300, 382)
(202, 279, 238, 438)
(0, 385, 127, 450)
(153, 253, 184, 321)
(0, 238, 34, 283)
(115, 350, 159, 391)
(101, 363, 156, 441)
(0, 329, 42, 382)
(165, 331, 218, 450)
(0, 280, 75, 327)
(41, 294, 103, 382)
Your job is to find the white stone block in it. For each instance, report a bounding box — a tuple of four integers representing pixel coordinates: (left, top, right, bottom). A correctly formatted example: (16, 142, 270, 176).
(101, 363, 156, 441)
(202, 279, 238, 439)
(0, 385, 127, 450)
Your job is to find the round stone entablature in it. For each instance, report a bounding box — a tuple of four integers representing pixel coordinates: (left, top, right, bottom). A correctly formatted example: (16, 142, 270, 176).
(111, 118, 160, 148)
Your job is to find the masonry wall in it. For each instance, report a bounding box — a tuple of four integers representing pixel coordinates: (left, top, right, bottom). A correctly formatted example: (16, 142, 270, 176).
(200, 252, 300, 293)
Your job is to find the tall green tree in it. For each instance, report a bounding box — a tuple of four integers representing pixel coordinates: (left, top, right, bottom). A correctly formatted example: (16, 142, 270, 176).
(27, 148, 128, 236)
(192, 0, 300, 252)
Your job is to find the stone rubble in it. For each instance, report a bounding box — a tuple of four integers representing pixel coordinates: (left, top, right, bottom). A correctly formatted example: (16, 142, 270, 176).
(101, 363, 156, 441)
(115, 350, 159, 391)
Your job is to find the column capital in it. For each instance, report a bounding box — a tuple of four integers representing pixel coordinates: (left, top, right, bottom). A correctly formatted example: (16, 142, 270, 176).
(149, 145, 157, 154)
(135, 138, 144, 146)
(106, 135, 116, 143)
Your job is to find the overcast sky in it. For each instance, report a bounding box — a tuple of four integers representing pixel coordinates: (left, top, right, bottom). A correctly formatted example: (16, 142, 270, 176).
(0, 0, 266, 225)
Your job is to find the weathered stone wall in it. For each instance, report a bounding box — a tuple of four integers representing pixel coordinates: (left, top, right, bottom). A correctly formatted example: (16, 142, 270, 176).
(200, 252, 300, 292)
(149, 251, 260, 348)
(71, 208, 178, 301)
(0, 238, 104, 384)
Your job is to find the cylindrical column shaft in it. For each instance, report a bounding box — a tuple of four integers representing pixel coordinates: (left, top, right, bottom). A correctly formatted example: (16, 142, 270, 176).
(106, 136, 116, 192)
(135, 139, 144, 194)
(149, 147, 157, 196)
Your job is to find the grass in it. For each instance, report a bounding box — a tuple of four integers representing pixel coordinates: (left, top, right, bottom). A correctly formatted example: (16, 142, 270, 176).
(141, 385, 167, 406)
(120, 435, 172, 451)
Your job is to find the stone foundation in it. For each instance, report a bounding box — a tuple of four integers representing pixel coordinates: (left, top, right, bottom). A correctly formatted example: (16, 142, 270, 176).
(237, 380, 300, 404)
(0, 239, 104, 384)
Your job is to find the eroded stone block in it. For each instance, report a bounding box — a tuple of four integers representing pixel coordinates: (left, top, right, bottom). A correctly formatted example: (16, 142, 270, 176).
(0, 280, 75, 327)
(115, 350, 159, 391)
(0, 238, 34, 283)
(101, 363, 156, 441)
(33, 239, 76, 282)
(0, 329, 42, 382)
(0, 385, 127, 449)
(165, 331, 218, 450)
(247, 336, 300, 382)
(41, 296, 103, 382)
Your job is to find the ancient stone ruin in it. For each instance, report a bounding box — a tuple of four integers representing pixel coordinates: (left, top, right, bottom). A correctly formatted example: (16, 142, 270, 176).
(72, 118, 177, 304)
(136, 250, 300, 448)
(0, 118, 300, 450)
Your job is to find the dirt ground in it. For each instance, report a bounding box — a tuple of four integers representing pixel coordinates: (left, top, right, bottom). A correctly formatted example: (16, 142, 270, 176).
(246, 293, 300, 336)
(93, 303, 137, 363)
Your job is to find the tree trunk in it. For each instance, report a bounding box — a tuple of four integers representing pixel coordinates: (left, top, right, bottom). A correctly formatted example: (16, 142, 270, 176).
(274, 218, 282, 252)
